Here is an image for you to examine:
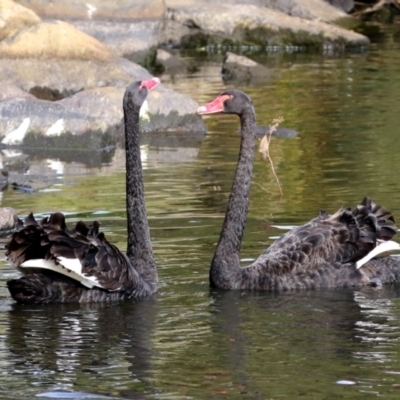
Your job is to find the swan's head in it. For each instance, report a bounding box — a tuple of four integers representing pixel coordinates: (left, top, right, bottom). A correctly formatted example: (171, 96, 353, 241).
(124, 77, 160, 109)
(197, 90, 253, 116)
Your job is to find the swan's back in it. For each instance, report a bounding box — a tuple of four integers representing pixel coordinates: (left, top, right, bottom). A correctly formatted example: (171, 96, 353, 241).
(256, 197, 397, 271)
(233, 197, 399, 290)
(6, 213, 155, 303)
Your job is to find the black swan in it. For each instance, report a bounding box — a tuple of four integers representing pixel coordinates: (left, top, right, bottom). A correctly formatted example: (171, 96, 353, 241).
(5, 77, 160, 304)
(197, 89, 400, 290)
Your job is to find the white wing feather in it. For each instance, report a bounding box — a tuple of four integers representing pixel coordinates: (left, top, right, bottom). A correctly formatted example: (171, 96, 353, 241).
(356, 240, 400, 269)
(20, 258, 104, 289)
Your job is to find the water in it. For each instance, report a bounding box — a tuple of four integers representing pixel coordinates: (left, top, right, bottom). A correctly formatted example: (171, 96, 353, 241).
(1, 26, 400, 399)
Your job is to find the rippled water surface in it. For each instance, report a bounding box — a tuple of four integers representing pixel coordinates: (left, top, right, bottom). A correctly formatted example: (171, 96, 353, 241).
(1, 26, 400, 399)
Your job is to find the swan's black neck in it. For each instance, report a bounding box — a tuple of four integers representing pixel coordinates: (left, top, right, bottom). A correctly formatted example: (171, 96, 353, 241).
(210, 106, 256, 287)
(124, 101, 156, 280)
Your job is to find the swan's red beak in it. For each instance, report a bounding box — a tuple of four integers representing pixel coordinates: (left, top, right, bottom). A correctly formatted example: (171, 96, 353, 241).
(197, 94, 231, 115)
(140, 77, 160, 92)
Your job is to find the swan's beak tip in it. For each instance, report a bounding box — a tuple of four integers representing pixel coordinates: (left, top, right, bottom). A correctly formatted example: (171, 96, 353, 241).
(197, 106, 207, 114)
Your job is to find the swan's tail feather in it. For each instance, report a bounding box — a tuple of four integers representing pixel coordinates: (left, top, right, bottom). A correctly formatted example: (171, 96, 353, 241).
(44, 212, 67, 232)
(6, 214, 48, 267)
(6, 213, 99, 268)
(344, 197, 398, 263)
(353, 197, 397, 241)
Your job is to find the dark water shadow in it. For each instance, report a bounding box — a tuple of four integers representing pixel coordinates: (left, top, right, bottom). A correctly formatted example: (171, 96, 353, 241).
(6, 298, 158, 399)
(207, 285, 400, 393)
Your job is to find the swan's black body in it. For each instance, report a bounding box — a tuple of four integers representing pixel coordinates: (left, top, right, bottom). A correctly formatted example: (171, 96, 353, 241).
(6, 78, 160, 304)
(198, 90, 400, 290)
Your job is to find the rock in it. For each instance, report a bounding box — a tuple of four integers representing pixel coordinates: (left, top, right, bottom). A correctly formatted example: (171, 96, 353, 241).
(324, 0, 354, 13)
(0, 97, 108, 145)
(0, 0, 41, 41)
(221, 52, 275, 84)
(72, 20, 163, 61)
(259, 0, 349, 22)
(17, 0, 166, 20)
(164, 4, 369, 50)
(166, 0, 348, 22)
(0, 84, 35, 102)
(0, 57, 149, 98)
(60, 84, 205, 134)
(8, 170, 59, 192)
(0, 82, 205, 148)
(141, 84, 205, 133)
(58, 87, 126, 129)
(0, 20, 115, 61)
(156, 49, 187, 73)
(0, 51, 205, 141)
(0, 207, 18, 233)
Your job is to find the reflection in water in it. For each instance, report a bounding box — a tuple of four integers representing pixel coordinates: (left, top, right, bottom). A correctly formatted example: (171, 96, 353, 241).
(0, 132, 205, 197)
(207, 288, 400, 398)
(353, 288, 400, 366)
(5, 299, 157, 399)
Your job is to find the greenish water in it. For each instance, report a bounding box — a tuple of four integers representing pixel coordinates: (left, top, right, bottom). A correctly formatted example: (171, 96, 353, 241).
(1, 26, 400, 399)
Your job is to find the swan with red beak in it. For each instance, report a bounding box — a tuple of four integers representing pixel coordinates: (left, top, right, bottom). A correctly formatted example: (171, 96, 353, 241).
(198, 90, 400, 291)
(6, 77, 161, 304)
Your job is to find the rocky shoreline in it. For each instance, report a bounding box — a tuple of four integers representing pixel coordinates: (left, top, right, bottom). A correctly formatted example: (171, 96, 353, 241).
(0, 0, 368, 149)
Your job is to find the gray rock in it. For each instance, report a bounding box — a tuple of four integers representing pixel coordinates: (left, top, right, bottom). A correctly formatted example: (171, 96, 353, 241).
(0, 84, 35, 102)
(0, 82, 205, 148)
(163, 4, 369, 50)
(166, 0, 348, 22)
(60, 85, 205, 134)
(8, 171, 58, 193)
(156, 49, 187, 73)
(58, 87, 125, 128)
(221, 52, 275, 84)
(324, 0, 354, 12)
(17, 0, 165, 20)
(256, 0, 349, 22)
(0, 97, 107, 145)
(72, 20, 163, 60)
(0, 48, 205, 141)
(141, 85, 205, 133)
(0, 207, 18, 233)
(0, 57, 147, 97)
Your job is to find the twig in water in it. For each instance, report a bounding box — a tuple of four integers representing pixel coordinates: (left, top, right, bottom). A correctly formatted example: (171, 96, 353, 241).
(259, 117, 284, 197)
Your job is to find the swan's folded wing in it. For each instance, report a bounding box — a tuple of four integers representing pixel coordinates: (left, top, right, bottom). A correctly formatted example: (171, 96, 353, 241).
(260, 218, 360, 273)
(6, 213, 139, 292)
(259, 198, 398, 272)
